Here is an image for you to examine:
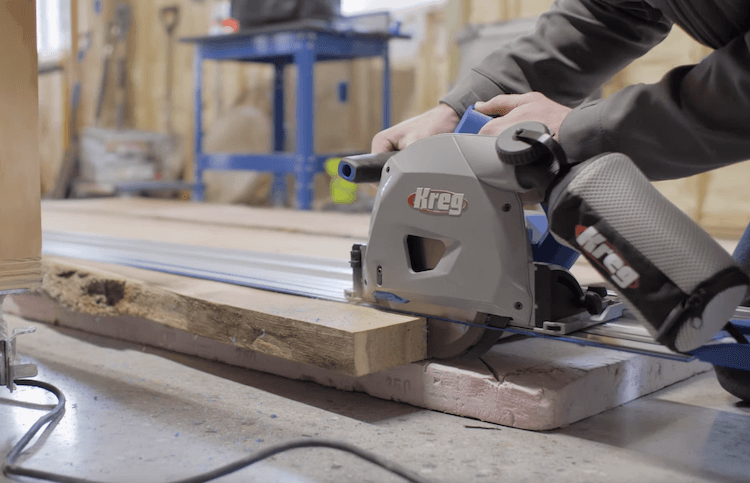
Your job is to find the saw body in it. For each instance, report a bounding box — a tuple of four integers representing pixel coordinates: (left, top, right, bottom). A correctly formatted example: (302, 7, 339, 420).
(355, 134, 533, 326)
(340, 108, 750, 375)
(345, 133, 613, 358)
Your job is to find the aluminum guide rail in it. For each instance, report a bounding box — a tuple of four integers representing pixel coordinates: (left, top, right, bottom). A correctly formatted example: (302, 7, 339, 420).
(41, 231, 749, 362)
(42, 231, 352, 302)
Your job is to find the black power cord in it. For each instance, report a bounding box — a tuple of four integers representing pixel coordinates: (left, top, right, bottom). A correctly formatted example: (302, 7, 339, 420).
(3, 379, 433, 483)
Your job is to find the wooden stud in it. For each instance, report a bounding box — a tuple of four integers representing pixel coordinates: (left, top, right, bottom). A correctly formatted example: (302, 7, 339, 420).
(0, 0, 42, 291)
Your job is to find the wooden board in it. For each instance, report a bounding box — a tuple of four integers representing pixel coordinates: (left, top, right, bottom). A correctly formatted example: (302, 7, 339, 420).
(42, 198, 371, 242)
(41, 201, 368, 260)
(15, 255, 424, 377)
(30, 199, 424, 376)
(0, 1, 42, 291)
(6, 293, 711, 431)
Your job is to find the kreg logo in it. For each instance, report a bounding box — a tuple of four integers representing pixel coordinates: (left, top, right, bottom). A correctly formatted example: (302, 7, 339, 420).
(576, 225, 639, 289)
(407, 188, 468, 216)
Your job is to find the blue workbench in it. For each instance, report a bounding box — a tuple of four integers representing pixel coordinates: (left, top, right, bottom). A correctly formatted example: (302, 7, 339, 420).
(182, 20, 404, 209)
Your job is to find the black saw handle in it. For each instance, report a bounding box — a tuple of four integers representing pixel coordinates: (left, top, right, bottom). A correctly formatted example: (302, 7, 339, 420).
(338, 152, 396, 183)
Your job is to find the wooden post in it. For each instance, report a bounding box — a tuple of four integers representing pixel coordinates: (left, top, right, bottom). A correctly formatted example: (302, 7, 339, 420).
(0, 1, 42, 292)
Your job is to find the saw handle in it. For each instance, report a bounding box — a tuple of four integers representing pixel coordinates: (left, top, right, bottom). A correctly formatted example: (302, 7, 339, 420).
(338, 152, 396, 183)
(344, 106, 488, 183)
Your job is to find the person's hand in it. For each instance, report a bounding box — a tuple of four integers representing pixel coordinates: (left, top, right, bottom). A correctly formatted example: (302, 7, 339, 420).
(371, 104, 461, 153)
(475, 92, 571, 139)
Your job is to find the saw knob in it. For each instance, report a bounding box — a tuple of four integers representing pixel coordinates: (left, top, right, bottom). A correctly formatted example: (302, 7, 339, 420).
(495, 121, 554, 166)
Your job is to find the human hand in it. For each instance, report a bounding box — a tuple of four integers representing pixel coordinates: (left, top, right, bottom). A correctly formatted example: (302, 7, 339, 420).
(371, 103, 461, 153)
(475, 92, 571, 139)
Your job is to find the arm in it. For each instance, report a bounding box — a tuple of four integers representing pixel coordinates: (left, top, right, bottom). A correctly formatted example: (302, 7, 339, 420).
(371, 0, 670, 154)
(561, 30, 750, 179)
(441, 0, 673, 115)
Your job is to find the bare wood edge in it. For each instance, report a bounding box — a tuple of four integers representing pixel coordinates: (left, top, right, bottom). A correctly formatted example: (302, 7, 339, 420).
(0, 257, 42, 292)
(41, 199, 371, 240)
(13, 257, 425, 376)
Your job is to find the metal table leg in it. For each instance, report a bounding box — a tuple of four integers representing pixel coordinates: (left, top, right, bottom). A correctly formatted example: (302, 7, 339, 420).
(294, 37, 315, 210)
(192, 48, 205, 201)
(272, 61, 287, 206)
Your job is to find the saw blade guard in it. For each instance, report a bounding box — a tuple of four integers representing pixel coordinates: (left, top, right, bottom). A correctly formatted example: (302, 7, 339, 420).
(358, 133, 535, 327)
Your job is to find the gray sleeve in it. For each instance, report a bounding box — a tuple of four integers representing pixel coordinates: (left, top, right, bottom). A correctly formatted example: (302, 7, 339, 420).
(560, 29, 750, 180)
(440, 0, 673, 115)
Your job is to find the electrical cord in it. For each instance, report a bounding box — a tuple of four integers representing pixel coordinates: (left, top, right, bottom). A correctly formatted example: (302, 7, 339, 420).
(3, 379, 433, 483)
(4, 380, 66, 467)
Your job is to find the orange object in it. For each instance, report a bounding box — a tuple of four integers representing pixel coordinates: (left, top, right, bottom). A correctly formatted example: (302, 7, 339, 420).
(221, 18, 239, 33)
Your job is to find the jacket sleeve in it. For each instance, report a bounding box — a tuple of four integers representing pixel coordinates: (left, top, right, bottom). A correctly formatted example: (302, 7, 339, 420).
(440, 0, 673, 113)
(560, 29, 750, 180)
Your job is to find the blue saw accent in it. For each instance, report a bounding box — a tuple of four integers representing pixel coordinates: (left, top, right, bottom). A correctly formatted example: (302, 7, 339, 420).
(454, 106, 581, 270)
(453, 105, 493, 135)
(526, 212, 580, 270)
(690, 318, 750, 371)
(372, 291, 409, 304)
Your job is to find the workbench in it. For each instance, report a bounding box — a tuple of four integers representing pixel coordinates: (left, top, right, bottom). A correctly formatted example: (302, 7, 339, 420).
(182, 20, 403, 209)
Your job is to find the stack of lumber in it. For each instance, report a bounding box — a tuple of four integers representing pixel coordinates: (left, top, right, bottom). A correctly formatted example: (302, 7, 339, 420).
(8, 199, 715, 430)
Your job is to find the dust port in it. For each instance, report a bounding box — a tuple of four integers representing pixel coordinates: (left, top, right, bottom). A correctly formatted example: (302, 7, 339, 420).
(406, 235, 446, 272)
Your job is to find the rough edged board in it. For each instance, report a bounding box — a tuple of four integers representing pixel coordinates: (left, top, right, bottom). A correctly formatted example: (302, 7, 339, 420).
(21, 257, 425, 377)
(8, 292, 711, 431)
(0, 2, 42, 291)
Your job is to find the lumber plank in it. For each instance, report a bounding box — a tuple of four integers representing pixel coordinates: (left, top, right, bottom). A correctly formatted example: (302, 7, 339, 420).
(42, 202, 367, 260)
(23, 255, 425, 377)
(0, 2, 42, 291)
(35, 200, 427, 376)
(42, 199, 370, 259)
(42, 198, 371, 240)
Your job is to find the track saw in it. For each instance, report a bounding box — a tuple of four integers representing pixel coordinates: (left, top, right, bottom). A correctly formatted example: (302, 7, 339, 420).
(338, 107, 750, 400)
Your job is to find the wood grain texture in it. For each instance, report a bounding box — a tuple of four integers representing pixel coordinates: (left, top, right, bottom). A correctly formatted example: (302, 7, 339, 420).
(42, 203, 365, 260)
(42, 198, 370, 242)
(35, 199, 424, 376)
(0, 1, 42, 290)
(29, 256, 425, 377)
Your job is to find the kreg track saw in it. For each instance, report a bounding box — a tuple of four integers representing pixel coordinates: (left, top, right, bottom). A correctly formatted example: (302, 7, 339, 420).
(35, 108, 750, 402)
(338, 107, 750, 401)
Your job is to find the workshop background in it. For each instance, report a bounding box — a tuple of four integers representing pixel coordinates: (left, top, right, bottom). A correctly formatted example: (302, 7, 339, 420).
(2, 1, 748, 482)
(35, 0, 750, 233)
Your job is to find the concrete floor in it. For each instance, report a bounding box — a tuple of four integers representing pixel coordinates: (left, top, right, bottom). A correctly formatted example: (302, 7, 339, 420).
(2, 314, 749, 483)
